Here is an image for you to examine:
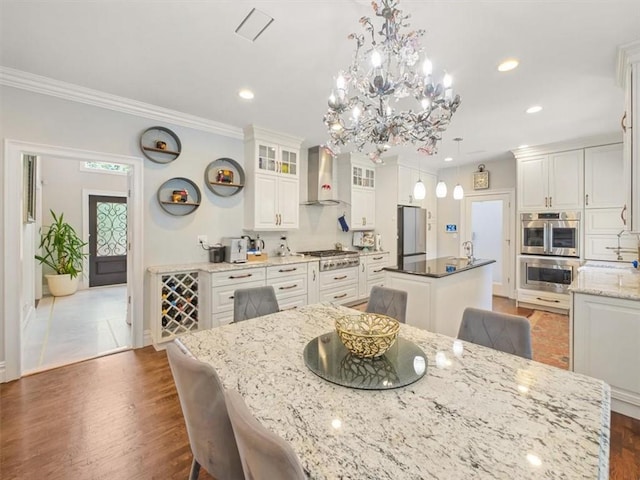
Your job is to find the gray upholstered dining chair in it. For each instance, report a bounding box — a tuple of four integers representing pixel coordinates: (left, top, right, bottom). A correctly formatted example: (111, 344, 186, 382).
(457, 307, 533, 359)
(233, 285, 280, 322)
(366, 285, 408, 323)
(165, 342, 244, 480)
(225, 390, 306, 480)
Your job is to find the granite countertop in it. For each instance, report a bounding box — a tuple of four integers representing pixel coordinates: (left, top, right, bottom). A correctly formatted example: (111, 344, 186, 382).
(570, 266, 640, 300)
(385, 256, 495, 278)
(178, 303, 610, 479)
(147, 250, 391, 274)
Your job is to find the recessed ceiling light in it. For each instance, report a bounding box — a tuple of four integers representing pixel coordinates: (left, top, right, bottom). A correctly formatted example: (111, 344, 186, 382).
(238, 89, 254, 100)
(498, 59, 519, 72)
(526, 105, 543, 114)
(518, 144, 529, 149)
(444, 157, 453, 162)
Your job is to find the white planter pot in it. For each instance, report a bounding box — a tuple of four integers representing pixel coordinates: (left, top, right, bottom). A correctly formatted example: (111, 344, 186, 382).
(45, 273, 80, 297)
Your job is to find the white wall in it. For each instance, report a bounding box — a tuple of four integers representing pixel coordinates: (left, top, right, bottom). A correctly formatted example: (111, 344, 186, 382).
(436, 157, 516, 256)
(0, 85, 346, 366)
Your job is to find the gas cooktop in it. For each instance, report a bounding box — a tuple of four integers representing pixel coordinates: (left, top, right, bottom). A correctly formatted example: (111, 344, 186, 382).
(299, 250, 360, 271)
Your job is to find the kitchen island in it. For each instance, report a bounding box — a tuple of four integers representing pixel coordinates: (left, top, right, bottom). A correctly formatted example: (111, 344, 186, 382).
(177, 303, 610, 479)
(385, 257, 495, 337)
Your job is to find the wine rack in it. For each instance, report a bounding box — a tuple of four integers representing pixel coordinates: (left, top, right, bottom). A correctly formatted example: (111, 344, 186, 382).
(159, 272, 199, 339)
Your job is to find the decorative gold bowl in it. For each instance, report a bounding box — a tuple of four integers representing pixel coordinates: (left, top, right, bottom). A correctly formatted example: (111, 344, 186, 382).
(335, 313, 400, 358)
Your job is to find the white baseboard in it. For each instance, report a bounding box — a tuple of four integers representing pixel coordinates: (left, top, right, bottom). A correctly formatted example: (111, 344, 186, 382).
(0, 362, 6, 383)
(143, 329, 153, 347)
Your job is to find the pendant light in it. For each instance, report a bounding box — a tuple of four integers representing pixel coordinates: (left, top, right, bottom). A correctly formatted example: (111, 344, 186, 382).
(435, 180, 447, 198)
(413, 156, 426, 200)
(452, 137, 464, 200)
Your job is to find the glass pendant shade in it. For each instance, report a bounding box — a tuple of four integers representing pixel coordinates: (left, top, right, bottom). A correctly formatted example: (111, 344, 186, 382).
(453, 184, 464, 200)
(413, 179, 426, 200)
(435, 181, 447, 198)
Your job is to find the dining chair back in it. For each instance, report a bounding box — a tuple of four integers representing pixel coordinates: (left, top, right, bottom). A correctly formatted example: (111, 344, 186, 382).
(233, 285, 279, 322)
(457, 307, 533, 359)
(225, 390, 306, 480)
(366, 285, 408, 323)
(166, 342, 244, 480)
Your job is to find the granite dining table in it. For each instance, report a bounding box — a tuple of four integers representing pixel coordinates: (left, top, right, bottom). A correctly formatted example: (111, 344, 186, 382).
(176, 303, 610, 479)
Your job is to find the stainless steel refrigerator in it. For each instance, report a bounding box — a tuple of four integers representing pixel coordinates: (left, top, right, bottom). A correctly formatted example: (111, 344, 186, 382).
(397, 206, 427, 269)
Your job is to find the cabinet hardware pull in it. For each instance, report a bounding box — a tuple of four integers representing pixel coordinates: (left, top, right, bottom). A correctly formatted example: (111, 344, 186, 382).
(545, 197, 548, 208)
(279, 284, 298, 290)
(312, 270, 316, 281)
(373, 256, 383, 260)
(334, 275, 348, 280)
(278, 268, 297, 272)
(536, 297, 560, 303)
(282, 305, 298, 310)
(621, 204, 627, 226)
(362, 264, 365, 272)
(373, 268, 384, 273)
(229, 295, 234, 299)
(549, 196, 552, 208)
(333, 293, 348, 299)
(229, 274, 252, 279)
(585, 194, 589, 206)
(621, 111, 627, 133)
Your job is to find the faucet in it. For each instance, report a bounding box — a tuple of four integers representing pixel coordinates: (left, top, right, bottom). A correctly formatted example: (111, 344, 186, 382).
(462, 241, 475, 263)
(611, 230, 640, 261)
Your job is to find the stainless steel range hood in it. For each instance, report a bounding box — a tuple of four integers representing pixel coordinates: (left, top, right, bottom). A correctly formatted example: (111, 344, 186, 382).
(304, 145, 341, 205)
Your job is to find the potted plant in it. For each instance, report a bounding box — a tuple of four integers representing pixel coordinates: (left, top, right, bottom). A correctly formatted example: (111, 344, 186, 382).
(35, 210, 88, 297)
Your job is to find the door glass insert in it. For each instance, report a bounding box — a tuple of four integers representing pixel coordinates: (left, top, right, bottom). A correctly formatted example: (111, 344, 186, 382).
(527, 266, 572, 285)
(551, 227, 577, 249)
(96, 202, 128, 257)
(523, 227, 544, 247)
(258, 145, 277, 172)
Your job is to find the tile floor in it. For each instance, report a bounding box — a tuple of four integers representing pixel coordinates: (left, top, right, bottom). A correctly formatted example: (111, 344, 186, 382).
(22, 285, 130, 374)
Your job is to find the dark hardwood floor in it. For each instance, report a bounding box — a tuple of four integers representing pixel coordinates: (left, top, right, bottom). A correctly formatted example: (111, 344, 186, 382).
(1, 298, 638, 479)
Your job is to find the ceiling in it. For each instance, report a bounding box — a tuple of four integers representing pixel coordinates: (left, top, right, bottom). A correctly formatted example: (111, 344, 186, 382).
(1, 0, 639, 169)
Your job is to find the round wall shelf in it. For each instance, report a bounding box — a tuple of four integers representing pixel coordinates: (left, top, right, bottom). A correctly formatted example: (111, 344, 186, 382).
(140, 126, 182, 163)
(157, 177, 201, 216)
(204, 157, 245, 197)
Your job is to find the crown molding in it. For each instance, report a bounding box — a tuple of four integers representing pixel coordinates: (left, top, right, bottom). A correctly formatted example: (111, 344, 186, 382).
(616, 39, 640, 86)
(0, 66, 244, 139)
(511, 132, 622, 159)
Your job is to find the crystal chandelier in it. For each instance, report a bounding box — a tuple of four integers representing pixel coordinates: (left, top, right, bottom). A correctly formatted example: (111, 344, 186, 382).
(323, 0, 461, 164)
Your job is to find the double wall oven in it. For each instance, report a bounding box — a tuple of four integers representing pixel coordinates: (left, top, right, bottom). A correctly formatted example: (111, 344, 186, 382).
(520, 212, 581, 294)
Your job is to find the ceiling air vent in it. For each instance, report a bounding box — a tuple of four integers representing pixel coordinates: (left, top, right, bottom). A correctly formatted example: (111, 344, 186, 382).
(235, 8, 274, 42)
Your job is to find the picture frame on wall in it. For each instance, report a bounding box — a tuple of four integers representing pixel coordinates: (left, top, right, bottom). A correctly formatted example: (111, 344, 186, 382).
(23, 154, 37, 224)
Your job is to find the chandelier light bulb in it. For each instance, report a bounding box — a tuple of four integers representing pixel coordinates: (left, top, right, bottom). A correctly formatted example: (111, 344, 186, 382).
(336, 74, 346, 90)
(436, 181, 447, 198)
(371, 50, 382, 68)
(453, 184, 464, 200)
(413, 179, 426, 200)
(443, 73, 453, 89)
(421, 98, 430, 110)
(422, 58, 433, 76)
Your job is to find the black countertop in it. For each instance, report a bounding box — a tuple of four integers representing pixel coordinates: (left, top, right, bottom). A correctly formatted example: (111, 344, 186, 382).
(384, 257, 496, 278)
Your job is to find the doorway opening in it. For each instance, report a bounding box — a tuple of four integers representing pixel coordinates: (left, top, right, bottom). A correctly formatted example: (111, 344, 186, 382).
(461, 190, 515, 298)
(3, 140, 144, 382)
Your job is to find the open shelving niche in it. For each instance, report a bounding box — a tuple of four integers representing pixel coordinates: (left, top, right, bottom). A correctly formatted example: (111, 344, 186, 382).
(140, 126, 182, 163)
(204, 157, 245, 197)
(156, 177, 201, 215)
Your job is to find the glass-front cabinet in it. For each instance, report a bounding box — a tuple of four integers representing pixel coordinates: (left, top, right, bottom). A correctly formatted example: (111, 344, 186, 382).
(257, 142, 298, 176)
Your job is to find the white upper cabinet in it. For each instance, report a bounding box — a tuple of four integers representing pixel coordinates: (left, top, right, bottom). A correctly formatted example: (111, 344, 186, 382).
(517, 150, 583, 211)
(338, 154, 376, 230)
(244, 125, 302, 231)
(584, 143, 626, 210)
(618, 41, 639, 229)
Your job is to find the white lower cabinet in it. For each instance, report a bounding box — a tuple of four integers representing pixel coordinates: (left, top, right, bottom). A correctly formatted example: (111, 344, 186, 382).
(319, 267, 359, 304)
(362, 252, 390, 298)
(211, 267, 267, 327)
(266, 263, 308, 309)
(307, 261, 320, 304)
(572, 292, 640, 419)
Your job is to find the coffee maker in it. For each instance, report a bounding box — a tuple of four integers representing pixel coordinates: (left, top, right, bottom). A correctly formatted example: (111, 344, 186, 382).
(222, 238, 248, 263)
